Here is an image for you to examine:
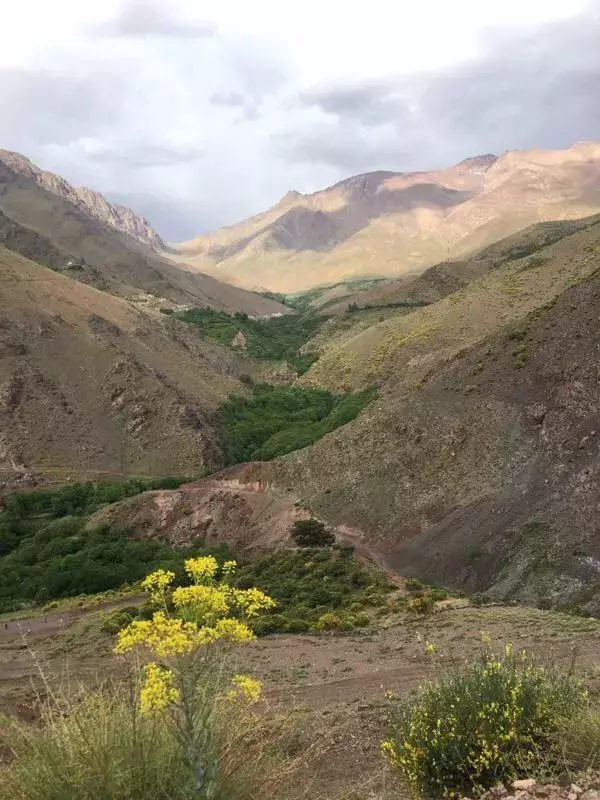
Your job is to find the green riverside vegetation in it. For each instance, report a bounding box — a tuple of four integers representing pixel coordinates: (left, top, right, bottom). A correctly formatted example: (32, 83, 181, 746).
(216, 383, 376, 464)
(171, 306, 322, 373)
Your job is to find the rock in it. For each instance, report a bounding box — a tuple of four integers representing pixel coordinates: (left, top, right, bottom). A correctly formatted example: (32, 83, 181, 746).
(581, 791, 600, 800)
(571, 786, 584, 795)
(491, 786, 508, 797)
(528, 402, 547, 424)
(513, 781, 537, 791)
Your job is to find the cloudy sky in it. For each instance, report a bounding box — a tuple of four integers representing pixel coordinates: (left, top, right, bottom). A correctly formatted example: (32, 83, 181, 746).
(1, 0, 598, 240)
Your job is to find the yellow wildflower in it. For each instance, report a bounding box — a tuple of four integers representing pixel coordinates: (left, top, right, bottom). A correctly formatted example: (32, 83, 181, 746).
(213, 617, 255, 643)
(172, 585, 230, 624)
(141, 569, 175, 603)
(114, 611, 200, 657)
(222, 560, 237, 576)
(184, 556, 219, 583)
(231, 587, 277, 618)
(140, 663, 180, 715)
(227, 674, 262, 703)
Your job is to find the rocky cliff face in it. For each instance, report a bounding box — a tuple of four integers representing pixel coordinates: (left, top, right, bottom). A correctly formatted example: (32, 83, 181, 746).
(0, 150, 164, 251)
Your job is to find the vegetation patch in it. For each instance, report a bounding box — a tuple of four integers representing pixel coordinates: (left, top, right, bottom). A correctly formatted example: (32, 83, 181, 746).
(232, 548, 393, 634)
(0, 482, 229, 611)
(383, 640, 588, 798)
(173, 306, 323, 373)
(216, 383, 375, 464)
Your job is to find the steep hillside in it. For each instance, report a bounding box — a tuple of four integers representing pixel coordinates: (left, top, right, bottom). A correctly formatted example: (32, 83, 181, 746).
(171, 142, 600, 292)
(247, 216, 600, 610)
(0, 150, 164, 251)
(0, 152, 289, 317)
(0, 246, 251, 486)
(315, 215, 600, 315)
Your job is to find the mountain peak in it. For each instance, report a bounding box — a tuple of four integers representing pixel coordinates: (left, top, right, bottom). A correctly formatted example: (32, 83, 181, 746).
(0, 148, 164, 251)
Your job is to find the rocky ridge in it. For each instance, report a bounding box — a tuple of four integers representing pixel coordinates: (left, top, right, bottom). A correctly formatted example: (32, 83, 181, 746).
(0, 149, 164, 251)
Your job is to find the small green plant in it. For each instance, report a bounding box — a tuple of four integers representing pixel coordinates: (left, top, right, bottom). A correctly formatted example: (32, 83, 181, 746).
(383, 641, 587, 798)
(404, 578, 424, 593)
(471, 592, 490, 607)
(406, 595, 435, 615)
(291, 518, 335, 548)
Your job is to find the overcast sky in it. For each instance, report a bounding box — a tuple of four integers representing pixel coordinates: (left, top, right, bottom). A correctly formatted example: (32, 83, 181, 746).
(0, 0, 598, 240)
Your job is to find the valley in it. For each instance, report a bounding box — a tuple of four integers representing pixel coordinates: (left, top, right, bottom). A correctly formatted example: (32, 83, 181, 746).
(2, 142, 600, 799)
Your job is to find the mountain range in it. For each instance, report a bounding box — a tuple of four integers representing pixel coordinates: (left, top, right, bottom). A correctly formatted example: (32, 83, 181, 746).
(3, 142, 600, 611)
(0, 149, 287, 317)
(170, 141, 600, 292)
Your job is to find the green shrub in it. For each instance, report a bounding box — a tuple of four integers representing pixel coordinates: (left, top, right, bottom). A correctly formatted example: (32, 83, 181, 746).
(471, 592, 490, 607)
(405, 578, 424, 594)
(99, 607, 139, 635)
(233, 549, 391, 634)
(284, 618, 310, 634)
(406, 595, 435, 615)
(428, 588, 449, 602)
(383, 644, 587, 798)
(559, 707, 600, 771)
(313, 612, 343, 631)
(216, 383, 375, 465)
(291, 519, 335, 548)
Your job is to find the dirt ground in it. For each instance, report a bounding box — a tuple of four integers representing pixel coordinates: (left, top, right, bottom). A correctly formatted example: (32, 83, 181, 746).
(2, 600, 600, 798)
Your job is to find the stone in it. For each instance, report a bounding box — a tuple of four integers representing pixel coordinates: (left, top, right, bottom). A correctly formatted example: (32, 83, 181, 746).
(513, 781, 537, 792)
(571, 786, 584, 795)
(491, 786, 508, 797)
(568, 793, 578, 800)
(581, 791, 600, 800)
(528, 402, 547, 424)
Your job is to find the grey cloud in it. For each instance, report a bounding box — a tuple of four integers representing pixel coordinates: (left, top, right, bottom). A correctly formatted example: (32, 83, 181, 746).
(210, 91, 246, 108)
(0, 68, 123, 147)
(280, 8, 600, 172)
(91, 0, 216, 39)
(273, 123, 410, 172)
(299, 81, 413, 125)
(89, 143, 204, 168)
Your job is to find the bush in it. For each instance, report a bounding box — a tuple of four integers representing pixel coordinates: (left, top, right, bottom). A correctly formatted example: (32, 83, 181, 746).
(405, 578, 425, 594)
(233, 549, 391, 634)
(406, 595, 435, 615)
(313, 612, 343, 631)
(383, 643, 587, 798)
(471, 592, 490, 607)
(291, 519, 335, 548)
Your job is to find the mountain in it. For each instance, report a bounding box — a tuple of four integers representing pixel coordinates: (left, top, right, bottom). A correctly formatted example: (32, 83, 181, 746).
(0, 150, 289, 317)
(0, 150, 164, 251)
(212, 212, 600, 611)
(0, 245, 252, 487)
(170, 142, 600, 293)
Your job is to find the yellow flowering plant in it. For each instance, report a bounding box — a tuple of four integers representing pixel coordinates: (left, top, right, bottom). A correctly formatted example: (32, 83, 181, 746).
(382, 638, 588, 798)
(113, 556, 276, 797)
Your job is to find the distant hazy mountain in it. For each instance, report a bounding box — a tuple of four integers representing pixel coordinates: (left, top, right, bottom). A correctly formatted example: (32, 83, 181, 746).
(170, 142, 600, 293)
(0, 149, 288, 317)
